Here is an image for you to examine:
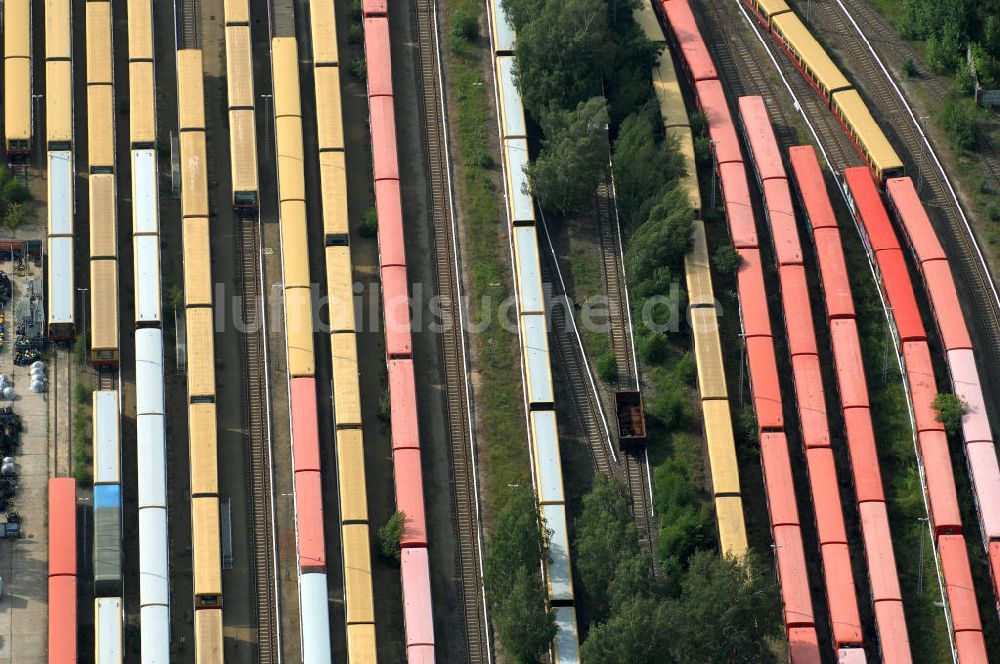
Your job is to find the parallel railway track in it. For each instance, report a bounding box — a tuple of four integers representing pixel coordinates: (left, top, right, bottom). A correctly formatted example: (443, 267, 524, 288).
(238, 220, 279, 664)
(412, 0, 490, 660)
(800, 0, 1000, 418)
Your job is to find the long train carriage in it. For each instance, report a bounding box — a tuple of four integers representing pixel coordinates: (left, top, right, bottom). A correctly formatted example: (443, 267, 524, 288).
(49, 479, 78, 662)
(96, 597, 124, 663)
(885, 176, 1000, 612)
(844, 167, 989, 661)
(225, 23, 259, 209)
(488, 0, 582, 659)
(94, 390, 123, 600)
(45, 0, 73, 151)
(4, 0, 32, 155)
(176, 48, 225, 660)
(47, 151, 76, 339)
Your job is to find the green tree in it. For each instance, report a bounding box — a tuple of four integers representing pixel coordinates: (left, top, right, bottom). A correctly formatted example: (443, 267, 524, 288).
(713, 244, 742, 277)
(933, 392, 968, 436)
(582, 597, 673, 663)
(528, 97, 610, 215)
(625, 186, 694, 283)
(484, 486, 546, 597)
(378, 511, 405, 560)
(939, 97, 979, 151)
(3, 202, 26, 231)
(491, 567, 557, 663)
(612, 110, 684, 229)
(663, 552, 782, 664)
(597, 351, 618, 384)
(2, 177, 30, 206)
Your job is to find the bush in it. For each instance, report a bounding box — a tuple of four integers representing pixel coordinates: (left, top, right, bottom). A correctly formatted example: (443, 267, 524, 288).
(351, 57, 367, 81)
(166, 284, 184, 314)
(954, 63, 976, 97)
(347, 24, 363, 45)
(712, 244, 741, 277)
(986, 202, 1000, 222)
(597, 351, 618, 384)
(673, 352, 696, 386)
(3, 202, 26, 231)
(378, 511, 405, 560)
(933, 392, 967, 436)
(939, 97, 979, 151)
(74, 380, 90, 404)
(73, 335, 87, 365)
(902, 57, 917, 77)
(646, 380, 691, 433)
(451, 10, 479, 42)
(639, 332, 670, 365)
(378, 389, 391, 421)
(2, 178, 30, 205)
(359, 207, 378, 238)
(978, 177, 991, 195)
(477, 152, 494, 170)
(350, 0, 363, 20)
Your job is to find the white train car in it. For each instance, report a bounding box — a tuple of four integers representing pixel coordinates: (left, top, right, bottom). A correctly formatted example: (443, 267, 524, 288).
(95, 597, 124, 664)
(47, 151, 75, 339)
(489, 0, 581, 658)
(93, 390, 120, 485)
(131, 149, 163, 328)
(135, 328, 169, 663)
(299, 572, 333, 664)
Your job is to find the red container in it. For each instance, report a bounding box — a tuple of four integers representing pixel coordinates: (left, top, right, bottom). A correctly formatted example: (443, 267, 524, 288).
(781, 266, 817, 357)
(917, 430, 962, 535)
(295, 469, 327, 571)
(720, 163, 757, 248)
(886, 176, 946, 264)
(381, 265, 413, 358)
(765, 179, 802, 266)
(792, 355, 828, 448)
(830, 319, 869, 410)
(375, 179, 406, 268)
(746, 337, 783, 430)
(806, 448, 847, 545)
(812, 228, 855, 319)
(401, 548, 435, 646)
(859, 502, 903, 602)
(736, 248, 771, 338)
(363, 18, 394, 98)
(938, 535, 983, 634)
(48, 575, 78, 663)
(821, 542, 863, 647)
(393, 448, 428, 547)
(760, 432, 799, 528)
(48, 478, 77, 577)
(695, 80, 742, 165)
(663, 1, 717, 83)
(902, 341, 943, 434)
(789, 145, 838, 231)
(290, 377, 321, 473)
(389, 359, 420, 450)
(739, 95, 785, 182)
(842, 407, 884, 503)
(923, 259, 972, 351)
(370, 96, 400, 182)
(773, 525, 815, 628)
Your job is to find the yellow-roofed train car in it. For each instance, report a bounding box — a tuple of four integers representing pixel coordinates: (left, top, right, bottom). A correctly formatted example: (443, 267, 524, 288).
(770, 12, 850, 101)
(279, 200, 310, 288)
(319, 151, 349, 238)
(186, 307, 217, 400)
(715, 496, 749, 557)
(271, 38, 302, 118)
(284, 287, 315, 377)
(87, 85, 115, 170)
(90, 259, 120, 364)
(46, 61, 73, 149)
(44, 0, 72, 61)
(702, 400, 741, 495)
(194, 609, 224, 664)
(229, 108, 259, 209)
(831, 89, 904, 182)
(336, 429, 369, 523)
(192, 496, 223, 607)
(177, 50, 206, 131)
(690, 307, 728, 400)
(341, 523, 375, 624)
(325, 246, 356, 332)
(130, 61, 157, 147)
(189, 403, 219, 497)
(331, 331, 362, 427)
(180, 131, 210, 217)
(127, 0, 154, 61)
(310, 0, 339, 65)
(85, 2, 113, 84)
(225, 26, 255, 108)
(224, 0, 250, 25)
(276, 116, 306, 202)
(314, 67, 345, 151)
(182, 217, 214, 307)
(684, 221, 714, 307)
(89, 174, 118, 258)
(745, 0, 791, 27)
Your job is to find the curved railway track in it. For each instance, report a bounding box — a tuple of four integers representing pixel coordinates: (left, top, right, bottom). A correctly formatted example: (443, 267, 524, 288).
(796, 0, 1000, 409)
(412, 0, 490, 660)
(238, 220, 280, 664)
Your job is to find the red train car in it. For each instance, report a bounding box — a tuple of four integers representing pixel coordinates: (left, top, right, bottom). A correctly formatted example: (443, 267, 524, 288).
(811, 228, 855, 319)
(370, 96, 400, 182)
(720, 163, 758, 247)
(842, 407, 884, 504)
(875, 249, 926, 343)
(829, 319, 869, 410)
(821, 542, 863, 647)
(363, 18, 394, 98)
(845, 167, 899, 254)
(662, 1, 717, 83)
(393, 448, 428, 547)
(885, 177, 946, 264)
(902, 341, 943, 434)
(760, 432, 800, 528)
(780, 266, 817, 356)
(807, 448, 847, 545)
(694, 80, 743, 166)
(295, 470, 327, 571)
(788, 627, 822, 664)
(401, 548, 436, 654)
(763, 180, 801, 265)
(381, 265, 414, 359)
(362, 0, 387, 17)
(49, 478, 77, 577)
(922, 260, 972, 351)
(389, 359, 420, 450)
(873, 600, 911, 663)
(939, 535, 984, 634)
(858, 501, 903, 602)
(738, 95, 785, 183)
(947, 350, 992, 444)
(917, 429, 962, 536)
(736, 249, 771, 338)
(773, 524, 815, 628)
(792, 355, 828, 448)
(290, 377, 321, 473)
(746, 337, 784, 431)
(375, 179, 406, 267)
(49, 575, 78, 664)
(789, 146, 838, 231)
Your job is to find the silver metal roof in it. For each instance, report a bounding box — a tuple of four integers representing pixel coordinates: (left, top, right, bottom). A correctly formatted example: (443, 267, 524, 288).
(514, 225, 544, 314)
(504, 138, 535, 223)
(47, 236, 74, 325)
(139, 604, 170, 664)
(299, 572, 333, 663)
(490, 0, 516, 53)
(496, 56, 526, 139)
(138, 506, 170, 607)
(520, 313, 553, 405)
(530, 410, 564, 504)
(93, 390, 120, 485)
(553, 607, 581, 664)
(133, 235, 162, 323)
(47, 151, 74, 236)
(135, 329, 164, 416)
(542, 503, 574, 602)
(132, 149, 160, 235)
(95, 598, 123, 664)
(136, 413, 166, 509)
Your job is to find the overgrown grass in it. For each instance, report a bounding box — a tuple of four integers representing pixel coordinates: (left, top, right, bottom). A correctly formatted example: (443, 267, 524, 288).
(72, 377, 92, 484)
(444, 0, 529, 507)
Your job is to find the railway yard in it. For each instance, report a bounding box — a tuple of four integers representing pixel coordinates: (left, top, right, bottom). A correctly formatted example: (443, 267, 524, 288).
(3, 0, 1000, 661)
